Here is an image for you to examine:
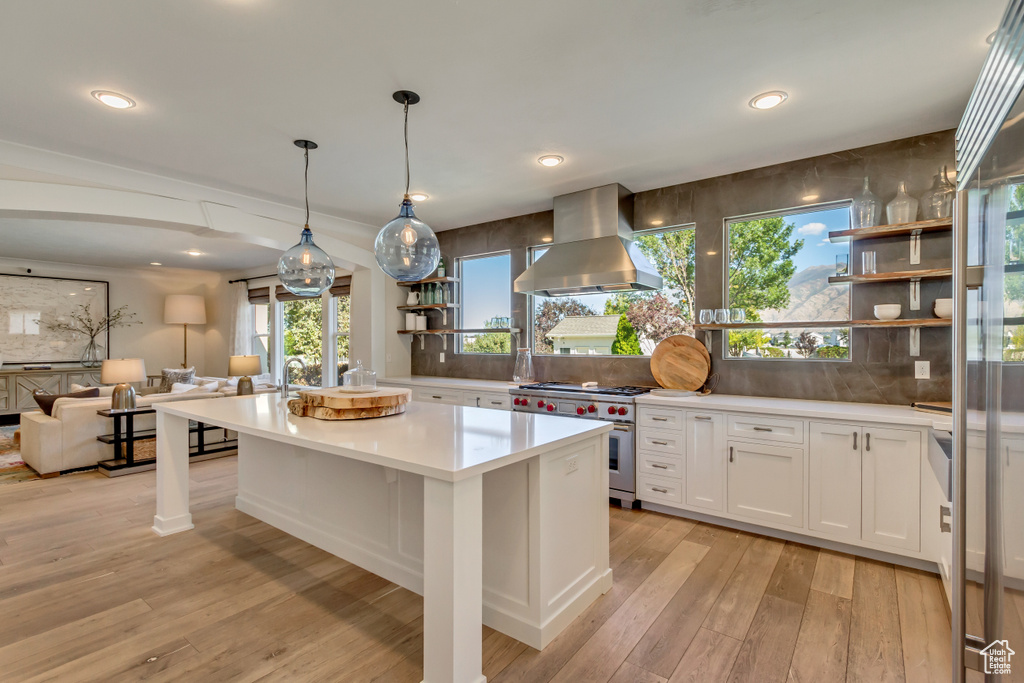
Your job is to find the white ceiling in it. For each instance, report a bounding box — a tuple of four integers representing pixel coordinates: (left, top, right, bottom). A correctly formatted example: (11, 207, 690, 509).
(0, 219, 282, 271)
(0, 0, 1007, 232)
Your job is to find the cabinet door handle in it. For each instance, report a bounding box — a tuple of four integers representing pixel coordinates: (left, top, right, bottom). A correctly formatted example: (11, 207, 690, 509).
(865, 433, 871, 451)
(652, 463, 669, 469)
(432, 395, 443, 399)
(729, 446, 734, 463)
(652, 487, 668, 494)
(652, 440, 669, 446)
(753, 426, 773, 432)
(652, 416, 669, 422)
(694, 415, 712, 421)
(853, 432, 858, 450)
(490, 401, 503, 405)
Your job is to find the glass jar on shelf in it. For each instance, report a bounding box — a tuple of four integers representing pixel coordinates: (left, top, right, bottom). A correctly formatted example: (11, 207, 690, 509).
(886, 181, 919, 225)
(851, 176, 882, 229)
(920, 165, 954, 220)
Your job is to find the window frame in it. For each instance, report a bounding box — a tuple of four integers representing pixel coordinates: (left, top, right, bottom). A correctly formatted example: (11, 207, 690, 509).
(456, 249, 513, 355)
(333, 293, 351, 384)
(722, 200, 853, 362)
(528, 222, 697, 358)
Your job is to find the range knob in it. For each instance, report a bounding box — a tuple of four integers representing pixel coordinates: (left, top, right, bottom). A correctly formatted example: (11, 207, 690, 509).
(588, 404, 596, 413)
(513, 398, 520, 406)
(546, 404, 555, 412)
(576, 406, 586, 415)
(607, 406, 616, 415)
(617, 406, 628, 416)
(537, 400, 545, 408)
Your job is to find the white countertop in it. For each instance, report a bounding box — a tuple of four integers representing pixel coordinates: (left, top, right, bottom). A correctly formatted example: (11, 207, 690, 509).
(378, 375, 516, 393)
(156, 393, 610, 482)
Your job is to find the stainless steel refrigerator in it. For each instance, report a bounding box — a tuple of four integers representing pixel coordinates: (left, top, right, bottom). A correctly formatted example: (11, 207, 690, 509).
(954, 2, 1024, 679)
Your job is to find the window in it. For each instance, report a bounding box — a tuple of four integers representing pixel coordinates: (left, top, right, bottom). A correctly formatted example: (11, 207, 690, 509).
(530, 225, 696, 356)
(1001, 184, 1024, 362)
(253, 303, 270, 374)
(725, 204, 851, 360)
(335, 294, 351, 383)
(283, 298, 323, 386)
(458, 252, 512, 354)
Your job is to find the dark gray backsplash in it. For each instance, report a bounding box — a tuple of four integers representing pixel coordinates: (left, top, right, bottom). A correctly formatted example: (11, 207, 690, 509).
(412, 130, 955, 404)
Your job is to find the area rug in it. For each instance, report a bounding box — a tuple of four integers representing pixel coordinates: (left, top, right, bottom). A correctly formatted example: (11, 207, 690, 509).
(0, 425, 41, 485)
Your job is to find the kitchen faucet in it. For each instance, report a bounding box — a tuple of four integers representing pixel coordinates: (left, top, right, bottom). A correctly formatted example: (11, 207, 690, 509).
(282, 357, 306, 397)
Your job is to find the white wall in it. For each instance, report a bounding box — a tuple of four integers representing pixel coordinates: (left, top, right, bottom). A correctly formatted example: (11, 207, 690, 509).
(0, 257, 227, 376)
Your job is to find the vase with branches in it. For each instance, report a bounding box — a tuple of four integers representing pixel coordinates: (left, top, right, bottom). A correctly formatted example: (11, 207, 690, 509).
(39, 304, 140, 367)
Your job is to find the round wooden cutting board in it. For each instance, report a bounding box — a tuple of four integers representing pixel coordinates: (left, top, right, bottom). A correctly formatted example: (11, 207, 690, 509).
(650, 335, 711, 391)
(288, 387, 411, 420)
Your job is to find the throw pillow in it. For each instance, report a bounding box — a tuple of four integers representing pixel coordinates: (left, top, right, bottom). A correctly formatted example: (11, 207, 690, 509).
(71, 383, 116, 397)
(170, 382, 199, 394)
(33, 388, 100, 416)
(159, 367, 195, 393)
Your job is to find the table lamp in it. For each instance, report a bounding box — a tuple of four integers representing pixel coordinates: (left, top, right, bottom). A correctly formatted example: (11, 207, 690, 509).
(101, 358, 147, 410)
(164, 294, 207, 368)
(228, 355, 262, 395)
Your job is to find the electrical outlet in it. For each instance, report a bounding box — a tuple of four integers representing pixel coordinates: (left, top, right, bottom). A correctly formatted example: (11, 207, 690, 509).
(386, 353, 392, 362)
(566, 457, 579, 474)
(440, 352, 445, 363)
(915, 360, 930, 380)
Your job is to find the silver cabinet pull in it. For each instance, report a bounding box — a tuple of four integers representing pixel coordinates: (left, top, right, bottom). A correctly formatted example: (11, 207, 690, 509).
(652, 463, 669, 469)
(695, 415, 712, 421)
(432, 395, 443, 400)
(490, 401, 503, 405)
(652, 487, 668, 493)
(853, 432, 858, 450)
(753, 426, 773, 432)
(729, 446, 734, 463)
(865, 433, 871, 451)
(652, 440, 668, 446)
(652, 416, 668, 422)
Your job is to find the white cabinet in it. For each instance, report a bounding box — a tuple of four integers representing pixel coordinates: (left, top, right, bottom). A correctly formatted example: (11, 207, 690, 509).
(412, 388, 463, 404)
(861, 427, 921, 552)
(388, 384, 510, 410)
(463, 392, 511, 411)
(685, 412, 726, 512)
(808, 422, 862, 542)
(727, 440, 804, 528)
(1002, 438, 1024, 579)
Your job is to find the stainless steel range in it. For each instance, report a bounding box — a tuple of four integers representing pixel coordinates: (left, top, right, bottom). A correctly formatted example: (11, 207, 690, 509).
(510, 382, 653, 504)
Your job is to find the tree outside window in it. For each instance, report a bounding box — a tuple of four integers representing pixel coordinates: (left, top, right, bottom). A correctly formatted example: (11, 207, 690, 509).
(283, 298, 323, 386)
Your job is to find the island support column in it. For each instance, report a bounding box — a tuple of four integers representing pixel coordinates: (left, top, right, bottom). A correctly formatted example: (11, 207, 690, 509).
(152, 411, 194, 536)
(422, 474, 485, 683)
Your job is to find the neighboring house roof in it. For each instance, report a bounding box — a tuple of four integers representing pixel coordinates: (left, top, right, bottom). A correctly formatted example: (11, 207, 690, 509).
(547, 315, 621, 339)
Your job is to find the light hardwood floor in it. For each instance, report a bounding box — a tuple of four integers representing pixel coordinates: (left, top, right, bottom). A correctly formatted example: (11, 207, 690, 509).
(0, 456, 956, 682)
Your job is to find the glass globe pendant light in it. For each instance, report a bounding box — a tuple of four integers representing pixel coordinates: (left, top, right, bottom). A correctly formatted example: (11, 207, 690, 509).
(374, 91, 440, 281)
(278, 139, 336, 296)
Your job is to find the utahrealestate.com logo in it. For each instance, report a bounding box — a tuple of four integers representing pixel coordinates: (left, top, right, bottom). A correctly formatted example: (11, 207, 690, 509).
(981, 640, 1015, 675)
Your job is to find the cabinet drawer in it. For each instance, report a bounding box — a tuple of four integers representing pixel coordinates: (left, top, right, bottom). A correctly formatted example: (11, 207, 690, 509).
(728, 414, 805, 444)
(637, 428, 684, 455)
(411, 388, 463, 404)
(638, 406, 684, 431)
(475, 392, 511, 410)
(639, 451, 683, 479)
(638, 474, 683, 505)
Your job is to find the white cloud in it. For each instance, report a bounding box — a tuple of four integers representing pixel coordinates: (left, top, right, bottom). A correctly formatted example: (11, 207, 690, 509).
(818, 239, 831, 246)
(797, 222, 827, 236)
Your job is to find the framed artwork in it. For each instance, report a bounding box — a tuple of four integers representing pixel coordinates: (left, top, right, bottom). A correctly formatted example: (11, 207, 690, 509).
(0, 274, 110, 364)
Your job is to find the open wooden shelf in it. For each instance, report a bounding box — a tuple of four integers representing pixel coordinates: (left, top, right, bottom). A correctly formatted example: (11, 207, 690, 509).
(828, 268, 952, 284)
(396, 304, 460, 311)
(395, 276, 459, 287)
(828, 217, 952, 243)
(696, 319, 951, 330)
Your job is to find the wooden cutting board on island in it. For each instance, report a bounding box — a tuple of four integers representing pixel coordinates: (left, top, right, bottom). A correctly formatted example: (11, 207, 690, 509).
(288, 386, 411, 420)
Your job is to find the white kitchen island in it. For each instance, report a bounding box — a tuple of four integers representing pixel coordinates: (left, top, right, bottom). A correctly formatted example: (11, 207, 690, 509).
(152, 393, 612, 683)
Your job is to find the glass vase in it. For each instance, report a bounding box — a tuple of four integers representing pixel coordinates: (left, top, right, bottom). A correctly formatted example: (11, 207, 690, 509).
(886, 181, 919, 225)
(920, 165, 955, 220)
(851, 176, 882, 229)
(512, 348, 534, 384)
(81, 337, 103, 368)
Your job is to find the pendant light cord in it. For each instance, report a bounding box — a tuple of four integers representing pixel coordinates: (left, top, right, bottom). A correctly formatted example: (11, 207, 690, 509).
(404, 98, 411, 196)
(304, 146, 310, 227)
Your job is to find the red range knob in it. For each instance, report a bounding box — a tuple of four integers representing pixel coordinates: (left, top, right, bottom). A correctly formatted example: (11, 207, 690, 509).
(588, 404, 596, 413)
(537, 400, 545, 408)
(576, 406, 585, 415)
(515, 398, 523, 406)
(607, 406, 616, 415)
(617, 407, 628, 416)
(547, 404, 555, 412)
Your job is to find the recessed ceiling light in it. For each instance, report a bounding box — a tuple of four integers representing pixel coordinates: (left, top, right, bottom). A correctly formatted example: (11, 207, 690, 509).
(650, 219, 664, 226)
(185, 249, 203, 256)
(150, 262, 162, 266)
(538, 155, 564, 167)
(749, 91, 788, 110)
(801, 194, 820, 202)
(987, 31, 997, 45)
(409, 193, 429, 202)
(84, 287, 93, 291)
(91, 90, 136, 109)
(69, 292, 76, 296)
(540, 236, 553, 243)
(707, 251, 718, 256)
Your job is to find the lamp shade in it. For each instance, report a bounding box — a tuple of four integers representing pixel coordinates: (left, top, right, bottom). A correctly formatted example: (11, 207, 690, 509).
(164, 294, 207, 325)
(228, 355, 262, 376)
(101, 358, 147, 384)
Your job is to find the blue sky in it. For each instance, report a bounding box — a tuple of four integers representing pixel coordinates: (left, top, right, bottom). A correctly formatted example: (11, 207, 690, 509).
(783, 206, 851, 273)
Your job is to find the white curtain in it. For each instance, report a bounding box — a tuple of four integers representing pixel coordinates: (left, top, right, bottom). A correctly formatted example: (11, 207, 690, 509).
(229, 282, 253, 357)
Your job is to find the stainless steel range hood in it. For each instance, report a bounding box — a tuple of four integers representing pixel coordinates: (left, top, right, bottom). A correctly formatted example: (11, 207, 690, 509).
(514, 183, 663, 297)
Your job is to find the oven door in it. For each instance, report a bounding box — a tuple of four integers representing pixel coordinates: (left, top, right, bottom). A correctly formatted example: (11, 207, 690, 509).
(608, 423, 635, 503)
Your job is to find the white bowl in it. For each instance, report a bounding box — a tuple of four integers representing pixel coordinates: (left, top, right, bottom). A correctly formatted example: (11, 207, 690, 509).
(874, 304, 902, 321)
(934, 298, 953, 319)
